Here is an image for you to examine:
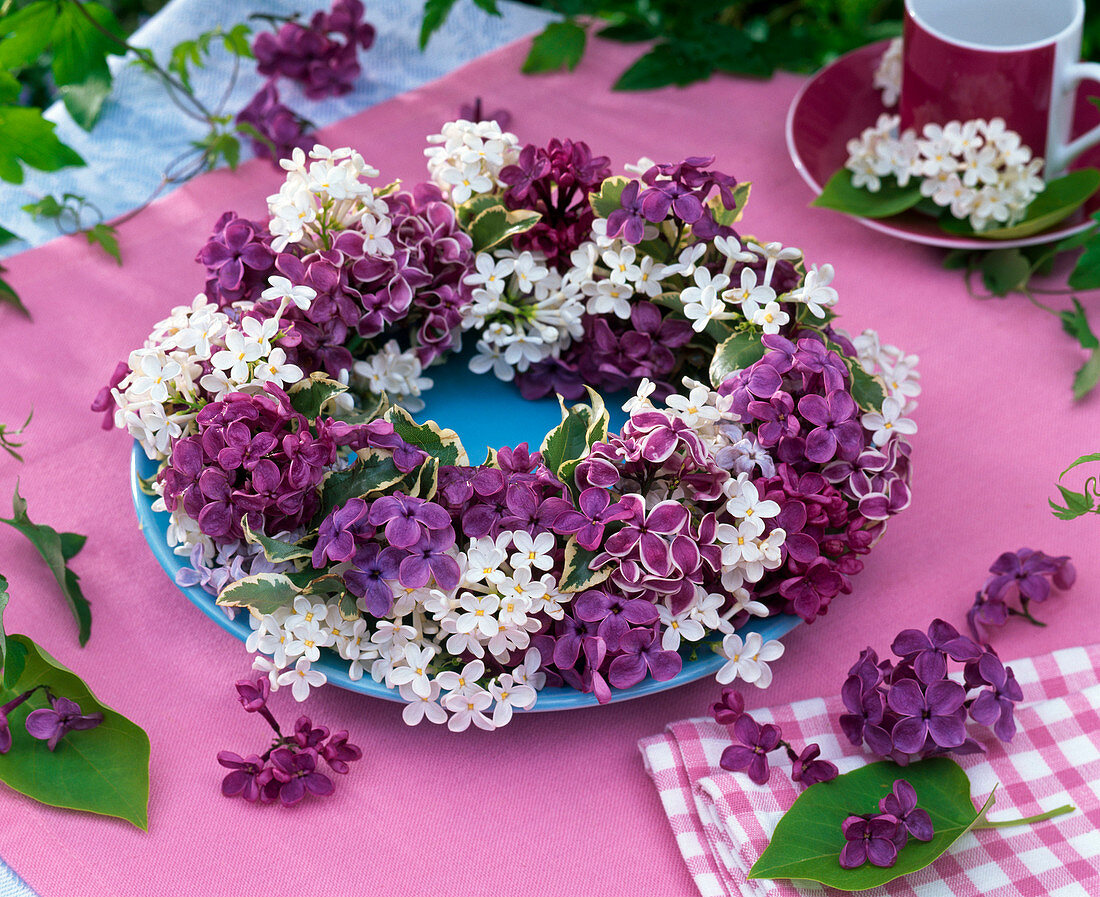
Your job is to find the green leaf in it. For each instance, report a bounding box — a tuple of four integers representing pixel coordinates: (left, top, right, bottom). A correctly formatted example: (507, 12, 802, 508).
(1068, 232, 1100, 290)
(541, 402, 591, 474)
(319, 449, 406, 519)
(471, 0, 500, 15)
(196, 131, 241, 171)
(0, 2, 58, 70)
(748, 758, 994, 890)
(386, 406, 469, 467)
(0, 574, 8, 669)
(85, 223, 120, 264)
(222, 23, 253, 58)
(0, 483, 91, 646)
(589, 176, 630, 219)
(811, 169, 923, 219)
(613, 42, 712, 90)
(848, 363, 889, 411)
(0, 107, 85, 183)
(1049, 483, 1094, 520)
(241, 517, 313, 563)
(21, 195, 65, 221)
(979, 248, 1031, 297)
(941, 169, 1100, 240)
(4, 638, 26, 689)
(559, 537, 612, 593)
(58, 72, 112, 131)
(0, 267, 28, 317)
(288, 372, 348, 419)
(1060, 298, 1099, 350)
(49, 2, 123, 86)
(1059, 451, 1100, 478)
(0, 71, 19, 104)
(216, 572, 301, 615)
(455, 193, 502, 228)
(1072, 349, 1100, 400)
(419, 0, 459, 48)
(468, 205, 541, 253)
(709, 182, 752, 226)
(709, 331, 767, 388)
(522, 21, 587, 74)
(0, 634, 149, 829)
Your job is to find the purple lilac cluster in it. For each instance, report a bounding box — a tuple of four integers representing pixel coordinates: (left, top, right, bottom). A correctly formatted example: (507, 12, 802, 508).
(1, 687, 103, 754)
(516, 301, 693, 402)
(499, 138, 611, 269)
(840, 779, 934, 869)
(159, 385, 419, 542)
(711, 686, 838, 786)
(219, 677, 362, 806)
(720, 334, 912, 622)
(968, 548, 1075, 643)
(238, 0, 376, 159)
(840, 619, 1024, 764)
(197, 183, 475, 377)
(606, 156, 742, 243)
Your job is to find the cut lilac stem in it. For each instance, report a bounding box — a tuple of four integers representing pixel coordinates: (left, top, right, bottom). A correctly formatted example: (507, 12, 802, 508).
(973, 804, 1075, 829)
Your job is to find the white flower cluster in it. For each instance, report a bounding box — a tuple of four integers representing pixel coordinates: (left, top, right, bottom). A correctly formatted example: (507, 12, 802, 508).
(246, 530, 572, 730)
(873, 37, 902, 108)
(679, 236, 833, 333)
(267, 144, 383, 252)
(849, 328, 921, 446)
(464, 249, 587, 379)
(845, 113, 1045, 231)
(114, 292, 310, 461)
(424, 119, 520, 204)
(352, 339, 433, 412)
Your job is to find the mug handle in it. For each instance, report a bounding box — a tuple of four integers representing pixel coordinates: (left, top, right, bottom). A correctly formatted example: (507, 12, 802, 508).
(1050, 61, 1100, 174)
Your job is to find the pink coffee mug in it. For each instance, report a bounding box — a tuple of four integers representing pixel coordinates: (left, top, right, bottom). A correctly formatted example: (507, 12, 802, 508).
(899, 0, 1100, 175)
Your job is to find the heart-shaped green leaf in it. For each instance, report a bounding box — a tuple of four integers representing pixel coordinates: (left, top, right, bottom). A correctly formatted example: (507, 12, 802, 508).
(709, 330, 767, 388)
(811, 169, 923, 219)
(0, 635, 149, 829)
(749, 758, 994, 890)
(288, 372, 348, 419)
(386, 406, 469, 467)
(216, 572, 300, 615)
(558, 537, 611, 593)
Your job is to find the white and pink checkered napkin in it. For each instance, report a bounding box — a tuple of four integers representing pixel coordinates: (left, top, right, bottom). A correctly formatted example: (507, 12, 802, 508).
(639, 645, 1100, 897)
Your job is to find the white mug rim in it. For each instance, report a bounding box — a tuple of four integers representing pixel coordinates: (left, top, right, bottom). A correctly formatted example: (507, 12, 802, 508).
(905, 0, 1082, 53)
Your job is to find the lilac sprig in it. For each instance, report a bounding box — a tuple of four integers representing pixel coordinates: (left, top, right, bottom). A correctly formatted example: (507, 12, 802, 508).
(218, 676, 362, 806)
(839, 779, 934, 869)
(711, 686, 838, 787)
(967, 548, 1075, 644)
(0, 686, 103, 754)
(840, 619, 1023, 764)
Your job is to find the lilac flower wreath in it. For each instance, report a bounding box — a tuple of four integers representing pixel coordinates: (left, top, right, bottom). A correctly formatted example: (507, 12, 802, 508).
(100, 120, 919, 731)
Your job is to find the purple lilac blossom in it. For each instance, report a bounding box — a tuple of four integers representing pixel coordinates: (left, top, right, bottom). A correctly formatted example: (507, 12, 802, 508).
(235, 81, 313, 162)
(839, 814, 903, 869)
(24, 696, 104, 751)
(719, 714, 782, 785)
(880, 779, 934, 842)
(788, 743, 838, 786)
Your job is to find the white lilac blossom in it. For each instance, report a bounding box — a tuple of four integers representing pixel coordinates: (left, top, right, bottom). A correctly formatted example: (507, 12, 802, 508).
(873, 38, 902, 108)
(352, 340, 433, 412)
(424, 119, 520, 203)
(844, 113, 1045, 231)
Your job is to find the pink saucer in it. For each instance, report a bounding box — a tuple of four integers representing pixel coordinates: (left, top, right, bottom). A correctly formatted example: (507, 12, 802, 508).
(786, 40, 1100, 250)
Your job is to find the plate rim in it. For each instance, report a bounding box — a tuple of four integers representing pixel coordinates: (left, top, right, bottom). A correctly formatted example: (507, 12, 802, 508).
(130, 441, 803, 713)
(785, 39, 1097, 251)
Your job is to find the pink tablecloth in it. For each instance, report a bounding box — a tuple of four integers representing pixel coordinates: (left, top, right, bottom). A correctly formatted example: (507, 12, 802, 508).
(0, 34, 1097, 897)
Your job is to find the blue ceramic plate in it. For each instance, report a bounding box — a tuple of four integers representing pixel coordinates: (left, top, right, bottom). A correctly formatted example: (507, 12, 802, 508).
(130, 358, 802, 711)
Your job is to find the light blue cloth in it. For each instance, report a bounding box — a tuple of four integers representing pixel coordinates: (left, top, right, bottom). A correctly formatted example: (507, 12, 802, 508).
(0, 0, 552, 256)
(0, 1, 550, 895)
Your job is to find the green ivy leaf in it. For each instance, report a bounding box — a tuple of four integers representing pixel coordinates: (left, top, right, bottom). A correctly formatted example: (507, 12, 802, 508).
(0, 634, 150, 829)
(419, 0, 459, 48)
(468, 205, 541, 253)
(1072, 349, 1100, 400)
(319, 449, 406, 519)
(613, 41, 711, 90)
(1060, 298, 1100, 350)
(559, 537, 612, 593)
(0, 2, 58, 70)
(709, 331, 767, 388)
(222, 23, 253, 58)
(0, 71, 19, 104)
(216, 572, 300, 615)
(0, 574, 8, 669)
(455, 193, 502, 228)
(85, 222, 120, 264)
(57, 72, 112, 131)
(847, 362, 888, 411)
(0, 107, 85, 184)
(240, 517, 313, 564)
(589, 176, 630, 219)
(0, 266, 28, 317)
(386, 406, 469, 467)
(1068, 222, 1100, 290)
(195, 131, 240, 171)
(748, 758, 994, 890)
(0, 483, 91, 646)
(48, 2, 123, 130)
(811, 169, 923, 219)
(1049, 483, 1094, 520)
(1059, 451, 1100, 478)
(522, 20, 587, 74)
(979, 248, 1031, 297)
(941, 169, 1100, 240)
(288, 372, 348, 419)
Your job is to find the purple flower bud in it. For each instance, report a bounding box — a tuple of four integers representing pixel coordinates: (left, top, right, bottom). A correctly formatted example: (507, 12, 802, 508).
(235, 676, 270, 713)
